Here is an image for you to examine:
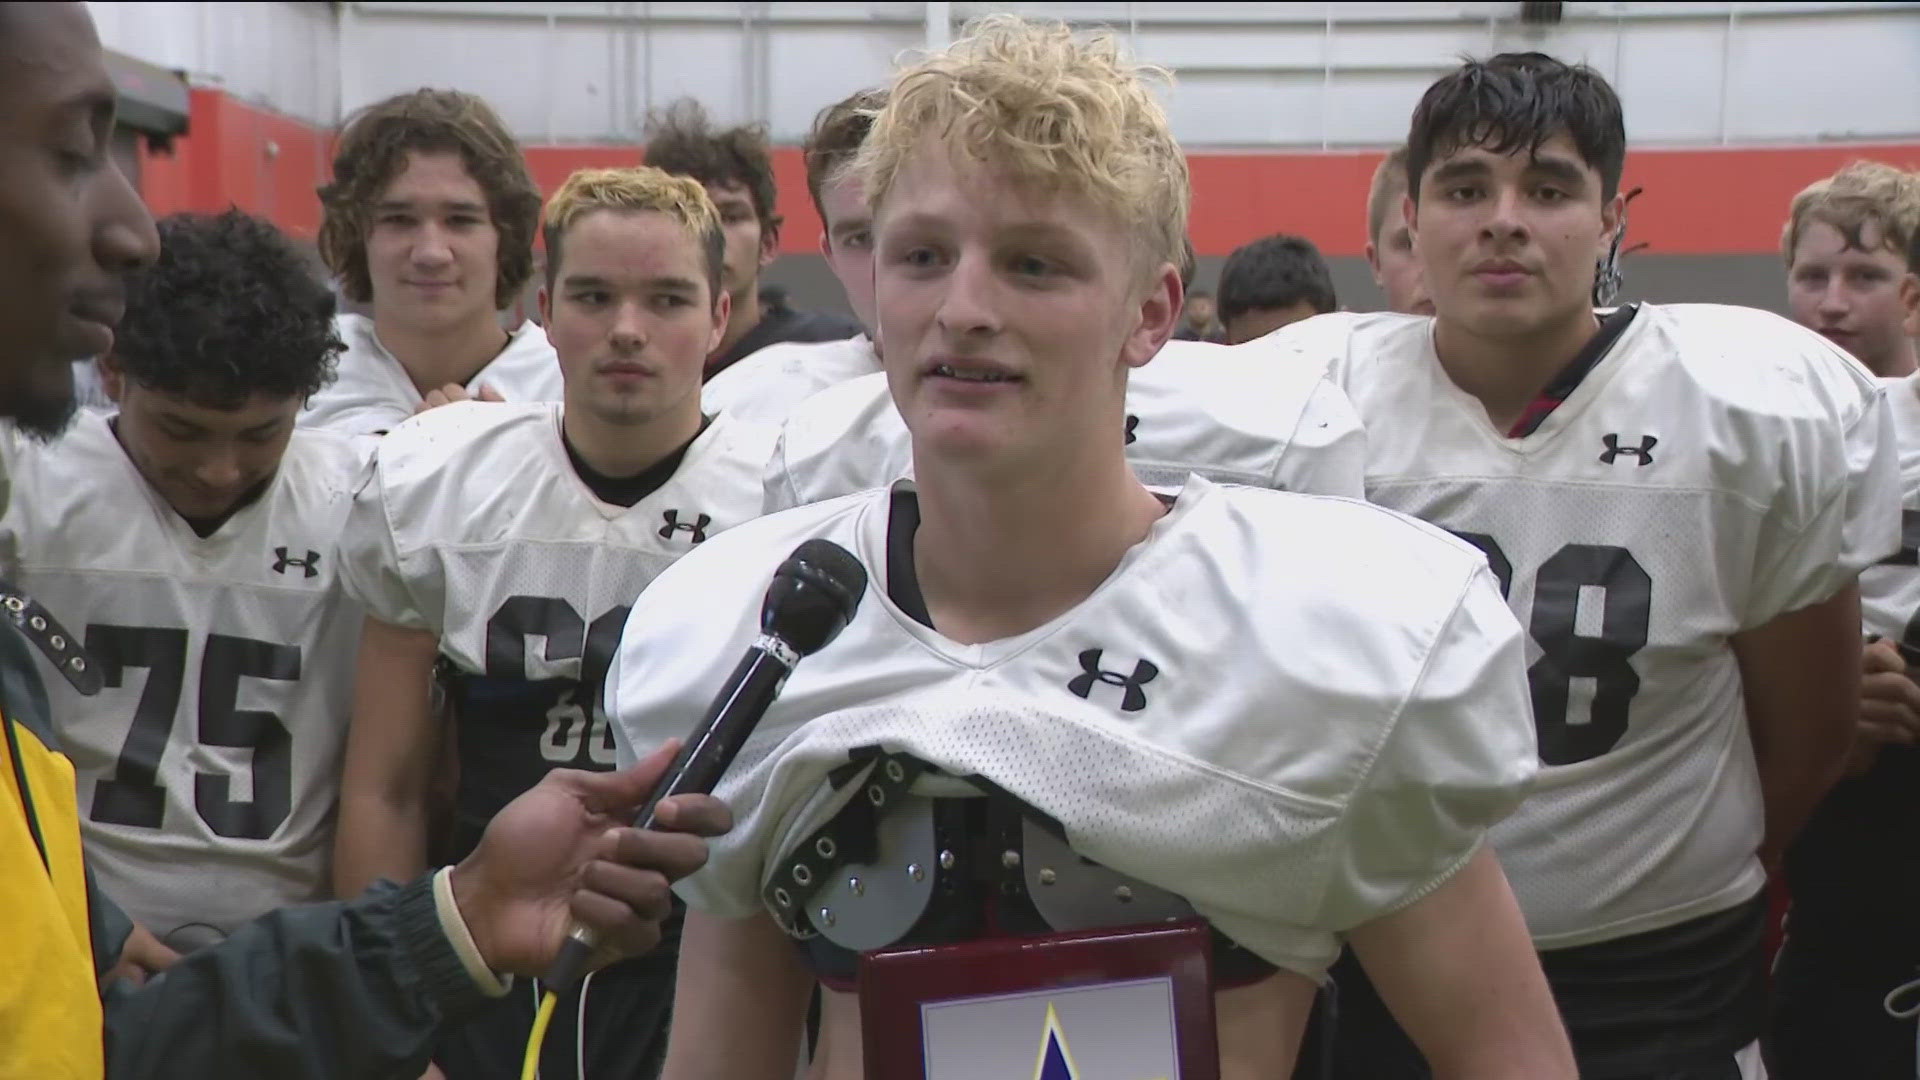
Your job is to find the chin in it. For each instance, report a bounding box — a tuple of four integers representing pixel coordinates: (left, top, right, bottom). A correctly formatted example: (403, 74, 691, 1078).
(4, 362, 81, 442)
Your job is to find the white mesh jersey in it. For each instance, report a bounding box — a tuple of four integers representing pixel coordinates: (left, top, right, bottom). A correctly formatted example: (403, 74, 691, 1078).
(338, 401, 777, 835)
(299, 312, 563, 437)
(1296, 303, 1900, 948)
(761, 336, 1368, 511)
(1861, 373, 1920, 648)
(701, 334, 882, 426)
(609, 478, 1537, 979)
(0, 413, 366, 943)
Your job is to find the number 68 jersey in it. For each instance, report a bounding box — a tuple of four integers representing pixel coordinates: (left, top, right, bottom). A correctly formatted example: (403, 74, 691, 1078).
(338, 401, 774, 855)
(0, 414, 365, 947)
(1306, 304, 1899, 949)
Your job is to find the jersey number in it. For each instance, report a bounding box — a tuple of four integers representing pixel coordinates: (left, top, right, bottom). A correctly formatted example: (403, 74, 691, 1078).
(1452, 535, 1652, 766)
(484, 597, 631, 768)
(86, 626, 300, 839)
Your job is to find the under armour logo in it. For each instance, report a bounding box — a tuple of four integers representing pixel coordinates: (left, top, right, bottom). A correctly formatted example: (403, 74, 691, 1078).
(658, 510, 711, 543)
(1124, 414, 1140, 446)
(271, 547, 320, 578)
(1066, 648, 1158, 712)
(1599, 434, 1657, 466)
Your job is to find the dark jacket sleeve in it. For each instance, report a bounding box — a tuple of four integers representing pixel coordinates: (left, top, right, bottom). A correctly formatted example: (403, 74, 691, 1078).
(99, 875, 496, 1080)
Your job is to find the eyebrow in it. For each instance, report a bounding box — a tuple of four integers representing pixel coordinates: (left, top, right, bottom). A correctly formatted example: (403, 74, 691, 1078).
(1525, 155, 1590, 187)
(373, 198, 488, 214)
(560, 273, 702, 292)
(1427, 159, 1491, 186)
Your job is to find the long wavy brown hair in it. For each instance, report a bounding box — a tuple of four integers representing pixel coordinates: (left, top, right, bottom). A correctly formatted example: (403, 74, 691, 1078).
(317, 89, 541, 310)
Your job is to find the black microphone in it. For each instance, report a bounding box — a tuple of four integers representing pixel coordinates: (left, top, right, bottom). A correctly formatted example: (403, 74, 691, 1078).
(542, 538, 868, 991)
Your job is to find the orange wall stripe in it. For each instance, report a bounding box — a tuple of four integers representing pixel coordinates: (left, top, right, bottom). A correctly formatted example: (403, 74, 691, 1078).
(141, 88, 1920, 258)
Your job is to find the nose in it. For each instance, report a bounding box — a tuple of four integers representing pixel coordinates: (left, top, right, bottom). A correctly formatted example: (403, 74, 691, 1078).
(93, 153, 160, 273)
(608, 299, 649, 351)
(934, 248, 1001, 340)
(1480, 184, 1530, 244)
(411, 221, 454, 267)
(1817, 277, 1851, 319)
(193, 447, 244, 493)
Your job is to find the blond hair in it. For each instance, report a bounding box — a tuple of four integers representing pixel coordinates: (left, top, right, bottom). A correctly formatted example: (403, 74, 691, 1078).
(1781, 160, 1920, 271)
(541, 166, 725, 296)
(1366, 145, 1410, 246)
(852, 14, 1189, 280)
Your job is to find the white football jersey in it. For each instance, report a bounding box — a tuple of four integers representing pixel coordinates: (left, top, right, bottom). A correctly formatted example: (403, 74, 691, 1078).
(1301, 303, 1899, 948)
(761, 337, 1368, 511)
(702, 334, 882, 426)
(300, 312, 563, 437)
(610, 479, 1537, 979)
(1861, 373, 1920, 647)
(338, 402, 776, 833)
(0, 414, 365, 943)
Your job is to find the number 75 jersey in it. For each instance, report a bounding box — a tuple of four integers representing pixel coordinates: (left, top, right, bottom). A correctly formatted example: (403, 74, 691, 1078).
(1303, 303, 1898, 949)
(0, 414, 366, 944)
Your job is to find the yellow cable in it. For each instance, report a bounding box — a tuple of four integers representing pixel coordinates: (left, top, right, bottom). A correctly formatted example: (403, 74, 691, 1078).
(521, 989, 560, 1080)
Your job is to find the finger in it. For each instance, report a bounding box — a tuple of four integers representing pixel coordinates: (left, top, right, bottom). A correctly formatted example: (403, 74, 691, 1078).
(1859, 701, 1920, 738)
(570, 888, 663, 960)
(476, 382, 506, 402)
(440, 384, 473, 403)
(1864, 638, 1907, 675)
(608, 825, 711, 882)
(1857, 716, 1914, 745)
(581, 860, 676, 922)
(560, 739, 683, 817)
(650, 793, 734, 838)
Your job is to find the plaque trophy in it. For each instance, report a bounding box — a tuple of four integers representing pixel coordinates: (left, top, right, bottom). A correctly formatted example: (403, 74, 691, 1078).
(857, 920, 1220, 1080)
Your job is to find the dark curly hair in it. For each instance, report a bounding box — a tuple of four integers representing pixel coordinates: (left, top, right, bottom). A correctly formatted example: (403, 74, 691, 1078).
(115, 210, 341, 409)
(317, 89, 541, 309)
(644, 98, 782, 239)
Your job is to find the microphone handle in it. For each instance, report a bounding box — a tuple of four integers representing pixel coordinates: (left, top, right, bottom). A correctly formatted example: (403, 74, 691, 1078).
(545, 640, 795, 992)
(631, 645, 793, 827)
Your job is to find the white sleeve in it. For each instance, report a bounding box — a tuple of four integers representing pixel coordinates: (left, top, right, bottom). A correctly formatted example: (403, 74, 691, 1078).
(761, 424, 804, 515)
(334, 450, 440, 632)
(1317, 563, 1538, 930)
(1271, 375, 1368, 499)
(1745, 379, 1900, 627)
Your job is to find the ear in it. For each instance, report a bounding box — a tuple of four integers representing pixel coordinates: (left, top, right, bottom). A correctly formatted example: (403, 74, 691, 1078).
(709, 289, 733, 355)
(536, 286, 552, 328)
(1900, 272, 1920, 337)
(758, 218, 781, 269)
(1122, 262, 1183, 370)
(1599, 190, 1626, 257)
(96, 353, 127, 404)
(1401, 192, 1418, 243)
(1364, 240, 1382, 276)
(818, 230, 831, 259)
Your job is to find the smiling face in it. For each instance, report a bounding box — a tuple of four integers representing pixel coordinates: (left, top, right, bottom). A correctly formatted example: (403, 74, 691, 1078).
(0, 1, 160, 437)
(364, 150, 502, 333)
(872, 144, 1178, 475)
(100, 361, 301, 521)
(1786, 218, 1919, 376)
(1411, 130, 1619, 344)
(539, 208, 727, 430)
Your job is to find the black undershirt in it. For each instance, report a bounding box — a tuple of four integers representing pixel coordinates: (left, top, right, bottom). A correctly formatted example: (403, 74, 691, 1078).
(560, 416, 710, 508)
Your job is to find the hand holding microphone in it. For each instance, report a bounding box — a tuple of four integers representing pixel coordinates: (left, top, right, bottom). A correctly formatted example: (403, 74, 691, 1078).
(540, 538, 869, 992)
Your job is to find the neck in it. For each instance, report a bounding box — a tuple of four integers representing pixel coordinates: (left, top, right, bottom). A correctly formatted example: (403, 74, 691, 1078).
(372, 307, 510, 395)
(1432, 307, 1601, 431)
(1867, 339, 1920, 380)
(561, 399, 704, 479)
(913, 432, 1165, 645)
(712, 287, 764, 364)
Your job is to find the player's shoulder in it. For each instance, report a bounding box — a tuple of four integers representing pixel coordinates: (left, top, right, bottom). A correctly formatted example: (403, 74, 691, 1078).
(1262, 310, 1432, 373)
(368, 401, 557, 493)
(490, 320, 560, 371)
(783, 368, 894, 428)
(683, 411, 781, 478)
(1205, 482, 1492, 600)
(275, 425, 367, 498)
(704, 336, 879, 421)
(1640, 303, 1879, 420)
(635, 488, 879, 610)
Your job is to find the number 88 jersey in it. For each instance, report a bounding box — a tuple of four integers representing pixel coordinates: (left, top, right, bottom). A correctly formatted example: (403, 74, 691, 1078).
(338, 402, 774, 858)
(1862, 375, 1920, 655)
(1304, 303, 1898, 949)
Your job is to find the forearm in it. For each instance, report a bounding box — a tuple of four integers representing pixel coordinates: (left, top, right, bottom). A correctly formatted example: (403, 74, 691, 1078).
(102, 875, 493, 1080)
(333, 789, 432, 897)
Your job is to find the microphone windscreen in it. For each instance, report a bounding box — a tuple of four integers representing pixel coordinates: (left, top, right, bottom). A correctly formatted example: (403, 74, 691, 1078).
(760, 538, 868, 656)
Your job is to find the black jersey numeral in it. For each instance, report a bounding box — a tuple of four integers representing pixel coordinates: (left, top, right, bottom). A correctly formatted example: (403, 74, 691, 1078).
(483, 598, 632, 768)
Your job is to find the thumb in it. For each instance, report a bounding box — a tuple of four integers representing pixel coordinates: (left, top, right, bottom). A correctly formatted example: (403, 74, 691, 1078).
(569, 738, 683, 816)
(477, 382, 506, 402)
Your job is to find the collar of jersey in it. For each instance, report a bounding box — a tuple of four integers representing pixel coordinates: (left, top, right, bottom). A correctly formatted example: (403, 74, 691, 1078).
(1420, 305, 1648, 455)
(545, 404, 728, 519)
(857, 474, 1214, 669)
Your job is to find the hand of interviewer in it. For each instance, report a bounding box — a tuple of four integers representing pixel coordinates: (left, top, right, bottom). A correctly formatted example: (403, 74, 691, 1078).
(447, 739, 730, 976)
(414, 382, 506, 414)
(1848, 637, 1920, 774)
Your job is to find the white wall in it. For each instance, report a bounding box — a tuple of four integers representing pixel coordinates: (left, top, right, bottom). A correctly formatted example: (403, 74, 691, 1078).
(89, 1, 1920, 148)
